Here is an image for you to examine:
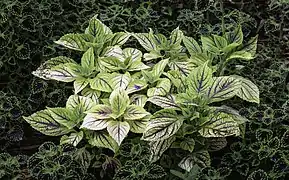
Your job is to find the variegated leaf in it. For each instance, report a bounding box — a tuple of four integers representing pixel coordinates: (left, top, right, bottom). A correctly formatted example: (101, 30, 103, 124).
(130, 94, 148, 107)
(148, 95, 180, 109)
(127, 116, 149, 133)
(85, 104, 113, 119)
(110, 32, 131, 46)
(133, 33, 157, 51)
(235, 76, 259, 103)
(74, 78, 89, 94)
(54, 33, 94, 51)
(66, 95, 96, 113)
(60, 131, 84, 146)
(169, 27, 183, 45)
(123, 105, 150, 120)
(168, 61, 196, 76)
(87, 131, 118, 152)
(123, 48, 142, 62)
(98, 57, 122, 72)
(102, 46, 124, 61)
(85, 15, 112, 37)
(126, 79, 147, 94)
(109, 73, 131, 90)
(183, 36, 202, 55)
(149, 136, 176, 163)
(48, 107, 77, 129)
(44, 63, 81, 82)
(81, 47, 95, 69)
(107, 121, 130, 146)
(90, 73, 113, 92)
(81, 88, 101, 103)
(80, 114, 109, 130)
(109, 89, 130, 118)
(178, 151, 211, 172)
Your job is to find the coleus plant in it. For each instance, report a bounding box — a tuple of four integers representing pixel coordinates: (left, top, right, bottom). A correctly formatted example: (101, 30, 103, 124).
(23, 14, 259, 174)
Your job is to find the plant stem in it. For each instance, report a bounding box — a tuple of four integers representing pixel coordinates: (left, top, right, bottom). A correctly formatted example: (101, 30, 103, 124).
(220, 0, 225, 35)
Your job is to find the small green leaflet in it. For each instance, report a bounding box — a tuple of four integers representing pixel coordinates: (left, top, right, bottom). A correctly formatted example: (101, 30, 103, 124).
(226, 51, 255, 61)
(81, 47, 95, 69)
(85, 15, 112, 37)
(199, 112, 240, 137)
(128, 61, 150, 71)
(212, 35, 228, 49)
(123, 105, 150, 120)
(182, 36, 202, 55)
(80, 114, 109, 130)
(110, 32, 131, 46)
(87, 131, 119, 153)
(66, 95, 95, 113)
(152, 59, 169, 80)
(143, 51, 162, 61)
(225, 25, 243, 45)
(81, 88, 101, 104)
(54, 33, 94, 51)
(109, 73, 131, 90)
(169, 27, 183, 45)
(180, 138, 195, 152)
(148, 95, 180, 110)
(187, 61, 213, 94)
(201, 36, 220, 54)
(48, 107, 77, 129)
(207, 76, 241, 103)
(74, 78, 89, 94)
(126, 79, 147, 94)
(149, 136, 176, 163)
(107, 121, 130, 146)
(130, 94, 148, 107)
(60, 131, 84, 146)
(234, 76, 260, 104)
(142, 109, 183, 141)
(127, 118, 149, 133)
(133, 32, 157, 51)
(147, 78, 171, 97)
(109, 89, 130, 118)
(178, 151, 211, 172)
(98, 57, 122, 72)
(90, 73, 113, 92)
(23, 109, 71, 136)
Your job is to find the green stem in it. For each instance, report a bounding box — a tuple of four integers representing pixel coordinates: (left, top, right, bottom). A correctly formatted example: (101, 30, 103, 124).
(220, 0, 225, 35)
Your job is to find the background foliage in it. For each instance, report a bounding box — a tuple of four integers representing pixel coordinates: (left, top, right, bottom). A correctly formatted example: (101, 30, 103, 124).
(0, 0, 289, 179)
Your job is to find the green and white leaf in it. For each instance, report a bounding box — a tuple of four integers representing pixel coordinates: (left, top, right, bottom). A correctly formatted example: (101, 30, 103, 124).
(90, 73, 113, 92)
(48, 107, 77, 129)
(143, 51, 162, 61)
(207, 76, 241, 103)
(110, 32, 131, 46)
(127, 116, 149, 133)
(225, 25, 243, 45)
(170, 27, 183, 45)
(98, 57, 122, 72)
(54, 33, 94, 51)
(239, 35, 258, 56)
(226, 51, 255, 61)
(66, 95, 95, 113)
(213, 35, 228, 49)
(130, 94, 148, 107)
(133, 33, 157, 51)
(180, 138, 195, 152)
(81, 47, 95, 69)
(147, 78, 171, 97)
(201, 36, 220, 54)
(74, 78, 89, 94)
(123, 48, 142, 62)
(178, 151, 211, 172)
(102, 46, 124, 62)
(60, 131, 84, 146)
(85, 104, 113, 119)
(123, 105, 150, 120)
(148, 95, 180, 109)
(85, 15, 112, 37)
(109, 73, 131, 90)
(128, 61, 150, 71)
(23, 109, 71, 136)
(149, 136, 176, 163)
(109, 89, 130, 118)
(107, 121, 130, 146)
(81, 88, 101, 103)
(152, 59, 169, 80)
(126, 79, 148, 94)
(44, 63, 81, 82)
(142, 109, 183, 141)
(168, 61, 196, 76)
(183, 36, 202, 55)
(87, 131, 118, 152)
(80, 114, 109, 130)
(234, 76, 259, 103)
(199, 112, 240, 137)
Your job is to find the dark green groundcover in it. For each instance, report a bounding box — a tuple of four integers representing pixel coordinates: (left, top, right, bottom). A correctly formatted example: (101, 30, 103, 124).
(0, 0, 289, 179)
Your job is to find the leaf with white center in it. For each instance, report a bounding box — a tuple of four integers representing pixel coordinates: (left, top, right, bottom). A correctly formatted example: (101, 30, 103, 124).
(66, 95, 95, 113)
(98, 57, 122, 72)
(123, 105, 150, 120)
(46, 63, 81, 82)
(81, 88, 101, 104)
(225, 25, 243, 45)
(60, 131, 84, 146)
(130, 94, 147, 107)
(152, 59, 169, 80)
(234, 76, 259, 104)
(180, 138, 195, 152)
(201, 36, 220, 54)
(87, 131, 118, 152)
(74, 78, 89, 94)
(199, 112, 240, 137)
(85, 15, 112, 37)
(32, 56, 77, 80)
(81, 47, 95, 69)
(178, 151, 211, 172)
(148, 95, 180, 110)
(169, 27, 183, 45)
(128, 61, 150, 71)
(149, 136, 176, 163)
(226, 51, 255, 61)
(110, 32, 131, 46)
(54, 33, 94, 51)
(133, 33, 157, 51)
(90, 73, 113, 92)
(102, 46, 124, 62)
(183, 36, 202, 55)
(127, 116, 150, 133)
(187, 62, 213, 94)
(85, 105, 113, 119)
(109, 89, 130, 118)
(123, 48, 142, 62)
(109, 73, 131, 90)
(142, 109, 183, 141)
(168, 61, 196, 76)
(23, 109, 71, 136)
(48, 108, 77, 129)
(206, 76, 241, 103)
(126, 79, 147, 94)
(80, 114, 109, 130)
(107, 121, 130, 146)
